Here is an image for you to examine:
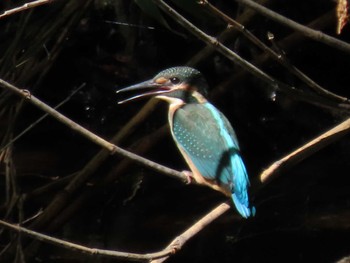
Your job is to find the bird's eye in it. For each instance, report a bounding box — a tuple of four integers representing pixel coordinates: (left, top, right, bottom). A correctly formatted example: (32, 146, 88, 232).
(170, 77, 180, 84)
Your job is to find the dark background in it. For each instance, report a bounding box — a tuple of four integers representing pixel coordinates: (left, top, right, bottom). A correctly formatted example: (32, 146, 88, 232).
(0, 0, 350, 262)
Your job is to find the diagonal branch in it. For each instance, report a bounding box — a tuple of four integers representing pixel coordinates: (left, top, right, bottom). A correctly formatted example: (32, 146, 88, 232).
(0, 78, 186, 184)
(152, 0, 276, 86)
(235, 0, 350, 54)
(1, 65, 350, 262)
(152, 0, 350, 114)
(0, 83, 86, 153)
(150, 203, 231, 263)
(199, 0, 349, 103)
(0, 203, 231, 262)
(0, 3, 349, 261)
(260, 117, 350, 183)
(188, 0, 270, 66)
(0, 219, 175, 262)
(0, 0, 53, 20)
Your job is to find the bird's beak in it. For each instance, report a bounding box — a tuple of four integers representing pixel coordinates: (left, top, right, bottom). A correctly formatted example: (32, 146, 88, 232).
(116, 79, 171, 104)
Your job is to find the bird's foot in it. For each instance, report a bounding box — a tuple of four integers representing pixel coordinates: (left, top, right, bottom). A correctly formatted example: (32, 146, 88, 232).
(181, 170, 194, 184)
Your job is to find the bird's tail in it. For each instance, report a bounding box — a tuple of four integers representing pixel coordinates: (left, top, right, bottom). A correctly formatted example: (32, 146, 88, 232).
(232, 193, 256, 218)
(230, 152, 255, 218)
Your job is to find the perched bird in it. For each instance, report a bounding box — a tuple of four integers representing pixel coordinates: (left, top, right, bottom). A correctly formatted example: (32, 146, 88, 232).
(117, 66, 255, 218)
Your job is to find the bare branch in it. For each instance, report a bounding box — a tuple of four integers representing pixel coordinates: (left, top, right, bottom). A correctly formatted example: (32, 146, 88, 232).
(26, 101, 163, 233)
(200, 0, 349, 103)
(0, 219, 174, 262)
(0, 3, 349, 261)
(151, 203, 231, 263)
(336, 254, 350, 263)
(0, 0, 53, 20)
(153, 0, 350, 114)
(260, 117, 350, 183)
(0, 78, 187, 183)
(0, 78, 233, 263)
(0, 83, 86, 153)
(152, 0, 276, 86)
(236, 0, 350, 54)
(188, 0, 270, 66)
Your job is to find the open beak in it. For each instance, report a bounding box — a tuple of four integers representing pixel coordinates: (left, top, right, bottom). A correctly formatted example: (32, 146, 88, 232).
(116, 79, 171, 104)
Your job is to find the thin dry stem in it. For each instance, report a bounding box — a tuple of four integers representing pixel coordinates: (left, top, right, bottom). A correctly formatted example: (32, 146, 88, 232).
(0, 78, 186, 184)
(152, 0, 276, 86)
(236, 0, 350, 54)
(151, 203, 231, 263)
(0, 219, 174, 262)
(260, 117, 350, 183)
(200, 0, 349, 103)
(0, 0, 52, 20)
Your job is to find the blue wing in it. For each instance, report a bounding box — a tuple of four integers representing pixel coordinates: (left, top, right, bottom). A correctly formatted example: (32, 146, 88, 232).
(171, 102, 254, 218)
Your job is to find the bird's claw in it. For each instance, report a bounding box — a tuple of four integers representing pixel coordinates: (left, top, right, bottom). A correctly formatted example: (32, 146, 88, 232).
(21, 89, 31, 99)
(181, 170, 194, 184)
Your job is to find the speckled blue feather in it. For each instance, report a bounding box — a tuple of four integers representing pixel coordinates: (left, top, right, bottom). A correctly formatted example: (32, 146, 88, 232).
(172, 102, 254, 218)
(118, 66, 254, 218)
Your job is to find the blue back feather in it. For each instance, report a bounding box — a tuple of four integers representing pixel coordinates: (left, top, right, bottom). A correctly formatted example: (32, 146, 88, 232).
(172, 102, 254, 218)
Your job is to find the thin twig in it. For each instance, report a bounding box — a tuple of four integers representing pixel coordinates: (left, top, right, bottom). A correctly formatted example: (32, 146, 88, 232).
(210, 10, 350, 116)
(0, 4, 348, 262)
(152, 0, 350, 114)
(0, 79, 229, 259)
(150, 203, 231, 263)
(152, 0, 276, 86)
(30, 125, 168, 234)
(0, 78, 186, 183)
(27, 113, 167, 233)
(22, 126, 170, 261)
(260, 117, 350, 183)
(0, 0, 53, 20)
(0, 83, 86, 153)
(235, 0, 350, 54)
(188, 0, 270, 66)
(23, 100, 155, 203)
(267, 32, 349, 102)
(0, 219, 174, 262)
(200, 0, 349, 103)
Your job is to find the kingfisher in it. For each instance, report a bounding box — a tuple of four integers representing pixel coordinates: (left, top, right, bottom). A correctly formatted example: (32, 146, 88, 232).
(117, 66, 255, 218)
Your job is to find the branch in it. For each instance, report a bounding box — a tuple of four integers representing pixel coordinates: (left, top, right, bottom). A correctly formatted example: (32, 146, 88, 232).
(0, 203, 232, 262)
(0, 78, 234, 263)
(0, 0, 53, 20)
(188, 0, 270, 66)
(153, 0, 350, 114)
(152, 0, 276, 86)
(0, 3, 349, 261)
(26, 102, 162, 235)
(235, 0, 350, 55)
(199, 0, 349, 103)
(0, 219, 174, 262)
(0, 78, 187, 184)
(0, 83, 86, 152)
(260, 116, 350, 183)
(210, 11, 350, 115)
(150, 203, 231, 263)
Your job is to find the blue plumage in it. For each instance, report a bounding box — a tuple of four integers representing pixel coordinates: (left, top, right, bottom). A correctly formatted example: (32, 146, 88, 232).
(172, 102, 254, 218)
(118, 66, 255, 218)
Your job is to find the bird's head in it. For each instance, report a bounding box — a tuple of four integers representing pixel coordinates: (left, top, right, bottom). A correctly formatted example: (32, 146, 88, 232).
(117, 66, 209, 104)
